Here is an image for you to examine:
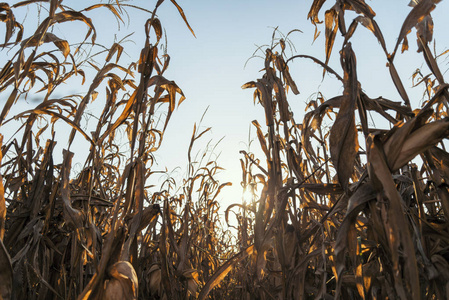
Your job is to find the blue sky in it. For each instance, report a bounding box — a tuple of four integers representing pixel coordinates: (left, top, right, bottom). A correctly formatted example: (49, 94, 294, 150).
(2, 0, 449, 213)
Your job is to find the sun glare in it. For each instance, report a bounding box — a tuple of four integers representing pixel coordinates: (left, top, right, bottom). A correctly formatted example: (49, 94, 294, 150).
(242, 187, 254, 204)
(2, 0, 449, 298)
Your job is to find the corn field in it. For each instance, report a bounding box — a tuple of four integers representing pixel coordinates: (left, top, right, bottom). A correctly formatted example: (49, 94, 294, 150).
(1, 0, 449, 299)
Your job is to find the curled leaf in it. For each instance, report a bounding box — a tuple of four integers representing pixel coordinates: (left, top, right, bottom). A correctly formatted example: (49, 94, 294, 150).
(103, 261, 138, 300)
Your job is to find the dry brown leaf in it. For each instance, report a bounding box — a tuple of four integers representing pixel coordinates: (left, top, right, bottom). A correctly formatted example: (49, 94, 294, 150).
(148, 265, 162, 296)
(53, 11, 97, 43)
(346, 0, 376, 18)
(60, 150, 84, 230)
(169, 0, 196, 37)
(182, 269, 200, 297)
(21, 32, 70, 58)
(0, 239, 12, 300)
(0, 135, 4, 241)
(392, 0, 440, 58)
(84, 4, 124, 25)
(252, 120, 269, 158)
(0, 3, 23, 45)
(302, 183, 344, 195)
(346, 16, 388, 54)
(388, 61, 411, 107)
(367, 134, 420, 300)
(324, 8, 338, 67)
(334, 183, 376, 278)
(287, 55, 344, 82)
(308, 0, 327, 25)
(15, 107, 94, 146)
(275, 55, 299, 95)
(329, 44, 359, 192)
(430, 147, 449, 180)
(198, 245, 254, 300)
(383, 114, 449, 171)
(419, 37, 445, 84)
(146, 17, 163, 43)
(416, 14, 433, 53)
(103, 261, 138, 300)
(0, 88, 17, 126)
(106, 43, 124, 63)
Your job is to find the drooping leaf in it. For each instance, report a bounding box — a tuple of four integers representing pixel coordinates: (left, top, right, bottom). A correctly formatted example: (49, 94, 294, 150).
(102, 261, 138, 300)
(302, 183, 344, 195)
(106, 43, 124, 63)
(416, 14, 434, 53)
(329, 43, 359, 192)
(392, 0, 440, 58)
(287, 54, 344, 82)
(335, 182, 376, 268)
(0, 88, 17, 126)
(0, 239, 12, 300)
(0, 135, 4, 241)
(388, 61, 411, 107)
(345, 16, 387, 54)
(84, 4, 125, 25)
(52, 11, 97, 43)
(169, 0, 196, 37)
(324, 8, 338, 68)
(198, 245, 254, 300)
(0, 3, 23, 45)
(308, 0, 327, 25)
(21, 32, 70, 58)
(383, 112, 449, 171)
(367, 134, 421, 300)
(275, 55, 299, 95)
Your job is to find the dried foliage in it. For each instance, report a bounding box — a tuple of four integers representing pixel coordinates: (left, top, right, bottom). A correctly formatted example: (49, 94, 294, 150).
(231, 0, 449, 299)
(1, 0, 449, 299)
(0, 1, 233, 299)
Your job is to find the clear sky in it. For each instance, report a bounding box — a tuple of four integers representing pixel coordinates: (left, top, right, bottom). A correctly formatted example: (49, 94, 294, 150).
(2, 0, 449, 215)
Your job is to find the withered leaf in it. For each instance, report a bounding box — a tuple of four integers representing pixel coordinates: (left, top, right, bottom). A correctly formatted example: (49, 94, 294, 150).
(329, 44, 359, 193)
(367, 134, 420, 300)
(169, 0, 196, 37)
(346, 0, 376, 19)
(302, 183, 344, 195)
(21, 32, 70, 58)
(84, 4, 124, 25)
(324, 8, 338, 68)
(0, 88, 17, 126)
(416, 14, 433, 53)
(308, 0, 327, 25)
(60, 150, 84, 229)
(345, 16, 387, 54)
(392, 0, 440, 58)
(106, 43, 124, 63)
(0, 134, 4, 241)
(198, 245, 254, 300)
(103, 261, 138, 300)
(53, 11, 97, 43)
(388, 61, 410, 107)
(334, 182, 376, 296)
(0, 239, 12, 300)
(383, 114, 449, 171)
